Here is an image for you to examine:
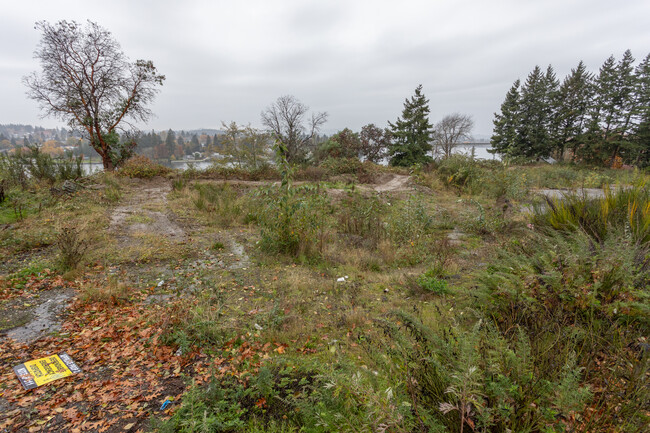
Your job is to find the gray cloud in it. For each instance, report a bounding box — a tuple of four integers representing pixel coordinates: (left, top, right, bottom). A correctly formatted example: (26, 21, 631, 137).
(1, 0, 649, 136)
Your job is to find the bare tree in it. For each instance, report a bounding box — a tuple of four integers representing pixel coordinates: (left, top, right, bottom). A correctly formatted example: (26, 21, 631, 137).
(433, 113, 474, 159)
(260, 95, 327, 164)
(24, 20, 165, 171)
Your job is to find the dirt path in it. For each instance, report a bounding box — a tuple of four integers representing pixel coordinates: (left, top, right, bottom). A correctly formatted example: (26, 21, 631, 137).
(109, 179, 185, 244)
(372, 174, 411, 192)
(188, 174, 413, 194)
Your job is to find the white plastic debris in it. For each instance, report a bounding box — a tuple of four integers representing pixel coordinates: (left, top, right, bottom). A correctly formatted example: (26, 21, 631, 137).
(157, 280, 165, 287)
(254, 323, 263, 331)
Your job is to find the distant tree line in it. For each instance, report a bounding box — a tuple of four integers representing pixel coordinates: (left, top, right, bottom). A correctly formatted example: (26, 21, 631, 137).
(491, 50, 650, 166)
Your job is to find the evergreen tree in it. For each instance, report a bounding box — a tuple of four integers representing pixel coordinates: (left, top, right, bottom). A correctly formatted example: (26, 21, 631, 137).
(543, 65, 561, 151)
(584, 51, 639, 164)
(517, 66, 552, 158)
(555, 61, 594, 160)
(584, 55, 619, 163)
(388, 84, 433, 166)
(189, 134, 200, 153)
(633, 53, 650, 165)
(612, 50, 639, 162)
(490, 79, 521, 157)
(164, 129, 176, 157)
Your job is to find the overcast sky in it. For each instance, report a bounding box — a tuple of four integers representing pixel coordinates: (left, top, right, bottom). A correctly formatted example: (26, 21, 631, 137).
(2, 0, 650, 136)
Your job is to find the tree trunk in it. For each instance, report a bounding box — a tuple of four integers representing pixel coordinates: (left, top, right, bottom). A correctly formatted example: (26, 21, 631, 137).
(101, 152, 115, 171)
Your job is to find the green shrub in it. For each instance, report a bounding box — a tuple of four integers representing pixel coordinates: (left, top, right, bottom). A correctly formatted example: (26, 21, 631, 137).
(0, 153, 28, 187)
(320, 157, 362, 175)
(385, 197, 433, 243)
(460, 200, 506, 236)
(481, 166, 528, 199)
(255, 183, 330, 258)
(436, 156, 528, 199)
(436, 155, 483, 193)
(21, 146, 57, 183)
(336, 192, 386, 247)
(55, 152, 84, 180)
(154, 375, 247, 433)
(417, 271, 450, 295)
(171, 175, 186, 191)
(156, 358, 413, 433)
(118, 155, 172, 178)
(189, 164, 280, 181)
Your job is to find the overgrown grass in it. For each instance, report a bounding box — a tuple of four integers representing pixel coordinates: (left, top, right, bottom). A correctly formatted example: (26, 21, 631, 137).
(533, 183, 650, 244)
(192, 182, 246, 228)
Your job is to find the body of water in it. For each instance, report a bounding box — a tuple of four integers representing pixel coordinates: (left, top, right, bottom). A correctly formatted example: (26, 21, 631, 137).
(81, 145, 500, 175)
(81, 159, 214, 174)
(438, 143, 500, 161)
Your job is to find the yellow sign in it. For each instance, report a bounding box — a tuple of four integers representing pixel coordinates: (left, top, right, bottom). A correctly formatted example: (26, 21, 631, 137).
(13, 353, 81, 390)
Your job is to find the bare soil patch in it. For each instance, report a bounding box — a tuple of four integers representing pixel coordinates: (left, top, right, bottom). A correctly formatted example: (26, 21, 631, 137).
(109, 178, 185, 246)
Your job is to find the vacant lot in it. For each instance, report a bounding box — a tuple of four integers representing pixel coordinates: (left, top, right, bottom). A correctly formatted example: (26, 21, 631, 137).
(1, 158, 648, 433)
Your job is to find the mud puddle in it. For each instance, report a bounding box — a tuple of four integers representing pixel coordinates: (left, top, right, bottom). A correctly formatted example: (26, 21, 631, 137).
(1, 288, 75, 343)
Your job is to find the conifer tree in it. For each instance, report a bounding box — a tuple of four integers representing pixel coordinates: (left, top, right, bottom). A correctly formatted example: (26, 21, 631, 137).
(517, 66, 552, 158)
(585, 52, 638, 163)
(490, 79, 521, 157)
(612, 50, 639, 161)
(633, 53, 650, 165)
(164, 129, 176, 158)
(388, 84, 433, 166)
(584, 55, 619, 163)
(543, 65, 561, 154)
(555, 61, 594, 160)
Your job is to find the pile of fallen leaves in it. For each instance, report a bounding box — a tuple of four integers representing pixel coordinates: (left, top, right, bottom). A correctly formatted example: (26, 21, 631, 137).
(1, 285, 300, 433)
(0, 270, 72, 302)
(0, 294, 189, 432)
